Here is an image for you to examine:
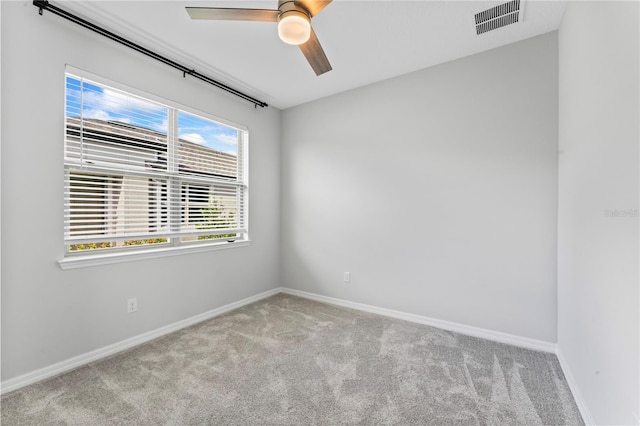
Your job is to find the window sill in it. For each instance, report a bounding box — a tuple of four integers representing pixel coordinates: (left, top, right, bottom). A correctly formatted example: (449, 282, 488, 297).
(58, 240, 251, 270)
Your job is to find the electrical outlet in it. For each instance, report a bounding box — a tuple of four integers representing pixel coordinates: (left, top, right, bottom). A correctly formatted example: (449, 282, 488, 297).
(344, 272, 351, 283)
(127, 298, 137, 313)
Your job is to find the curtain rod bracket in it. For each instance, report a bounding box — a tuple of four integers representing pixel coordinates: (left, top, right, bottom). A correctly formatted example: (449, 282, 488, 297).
(34, 0, 47, 15)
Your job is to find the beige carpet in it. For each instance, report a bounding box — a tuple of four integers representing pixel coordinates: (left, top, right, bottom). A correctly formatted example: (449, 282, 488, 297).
(1, 294, 583, 425)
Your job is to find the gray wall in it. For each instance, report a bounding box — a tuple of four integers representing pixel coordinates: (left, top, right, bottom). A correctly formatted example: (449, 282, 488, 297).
(558, 2, 639, 424)
(1, 2, 281, 381)
(7, 5, 637, 422)
(281, 33, 559, 342)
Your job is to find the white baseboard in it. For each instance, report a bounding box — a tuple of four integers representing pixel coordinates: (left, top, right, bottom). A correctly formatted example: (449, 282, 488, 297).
(280, 287, 558, 354)
(1, 286, 559, 395)
(0, 288, 280, 395)
(556, 347, 596, 425)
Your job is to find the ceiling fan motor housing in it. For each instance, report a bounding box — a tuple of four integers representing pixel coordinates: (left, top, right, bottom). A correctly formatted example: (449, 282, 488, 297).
(278, 1, 312, 17)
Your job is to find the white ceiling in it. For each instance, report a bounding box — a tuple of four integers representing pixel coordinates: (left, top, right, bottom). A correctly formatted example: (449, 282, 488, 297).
(65, 0, 567, 109)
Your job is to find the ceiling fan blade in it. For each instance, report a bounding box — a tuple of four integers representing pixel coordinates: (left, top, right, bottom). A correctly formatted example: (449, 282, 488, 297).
(186, 7, 278, 22)
(296, 0, 332, 17)
(298, 27, 332, 76)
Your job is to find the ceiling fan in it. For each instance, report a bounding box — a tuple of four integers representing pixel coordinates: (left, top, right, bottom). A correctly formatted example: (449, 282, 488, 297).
(186, 1, 333, 76)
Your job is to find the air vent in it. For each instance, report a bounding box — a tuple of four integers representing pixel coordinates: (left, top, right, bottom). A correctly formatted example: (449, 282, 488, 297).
(475, 0, 521, 35)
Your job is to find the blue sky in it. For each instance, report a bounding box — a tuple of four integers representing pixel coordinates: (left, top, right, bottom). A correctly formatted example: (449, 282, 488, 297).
(65, 76, 238, 155)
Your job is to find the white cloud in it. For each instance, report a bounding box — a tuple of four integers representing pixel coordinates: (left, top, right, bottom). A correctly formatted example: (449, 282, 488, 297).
(85, 87, 165, 115)
(213, 133, 238, 146)
(78, 85, 167, 132)
(83, 109, 112, 121)
(180, 133, 206, 145)
(152, 117, 169, 133)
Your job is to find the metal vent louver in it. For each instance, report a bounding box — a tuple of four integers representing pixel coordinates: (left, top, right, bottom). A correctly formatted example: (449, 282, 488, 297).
(475, 0, 521, 35)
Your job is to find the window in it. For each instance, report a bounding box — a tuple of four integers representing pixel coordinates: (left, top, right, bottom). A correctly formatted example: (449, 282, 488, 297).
(63, 70, 248, 261)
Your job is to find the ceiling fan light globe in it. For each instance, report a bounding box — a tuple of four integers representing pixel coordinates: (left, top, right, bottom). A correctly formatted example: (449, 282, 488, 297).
(278, 12, 311, 45)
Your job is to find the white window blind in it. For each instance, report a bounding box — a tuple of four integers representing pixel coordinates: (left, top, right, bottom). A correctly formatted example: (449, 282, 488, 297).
(64, 72, 248, 253)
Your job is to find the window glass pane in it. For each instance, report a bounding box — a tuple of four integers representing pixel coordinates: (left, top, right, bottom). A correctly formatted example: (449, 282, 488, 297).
(65, 76, 169, 173)
(66, 171, 169, 252)
(68, 173, 111, 238)
(177, 111, 238, 179)
(180, 183, 239, 242)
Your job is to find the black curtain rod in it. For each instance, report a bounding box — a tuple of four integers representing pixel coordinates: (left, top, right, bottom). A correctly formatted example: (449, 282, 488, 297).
(33, 0, 268, 108)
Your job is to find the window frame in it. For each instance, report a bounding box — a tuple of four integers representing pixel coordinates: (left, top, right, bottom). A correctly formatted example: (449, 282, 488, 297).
(59, 66, 250, 270)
